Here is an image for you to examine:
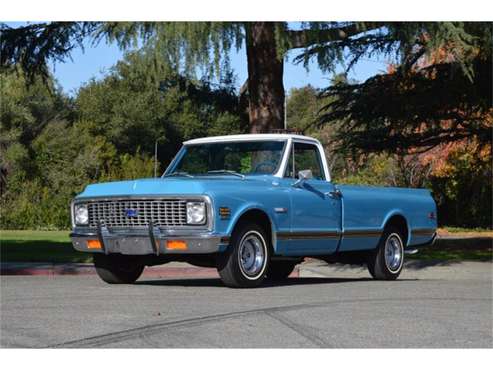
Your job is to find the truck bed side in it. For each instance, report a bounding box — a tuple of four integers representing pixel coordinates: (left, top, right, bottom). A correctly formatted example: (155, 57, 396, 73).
(338, 185, 437, 251)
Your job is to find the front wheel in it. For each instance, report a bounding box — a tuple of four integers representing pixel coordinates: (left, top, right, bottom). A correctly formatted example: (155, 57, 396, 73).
(93, 253, 144, 284)
(367, 227, 405, 280)
(217, 222, 270, 288)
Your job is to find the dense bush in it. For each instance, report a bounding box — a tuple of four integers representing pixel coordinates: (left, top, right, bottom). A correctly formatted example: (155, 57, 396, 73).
(428, 143, 492, 228)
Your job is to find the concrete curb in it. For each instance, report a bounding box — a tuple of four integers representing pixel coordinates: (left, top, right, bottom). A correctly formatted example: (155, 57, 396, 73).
(0, 262, 300, 278)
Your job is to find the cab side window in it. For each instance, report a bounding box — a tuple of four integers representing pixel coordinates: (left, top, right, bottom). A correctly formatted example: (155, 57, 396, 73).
(284, 142, 325, 180)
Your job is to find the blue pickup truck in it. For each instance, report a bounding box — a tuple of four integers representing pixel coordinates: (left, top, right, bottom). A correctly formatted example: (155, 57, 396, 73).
(70, 134, 437, 287)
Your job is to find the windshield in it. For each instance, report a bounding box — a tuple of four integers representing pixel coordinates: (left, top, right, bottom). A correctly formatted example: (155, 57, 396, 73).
(167, 140, 286, 176)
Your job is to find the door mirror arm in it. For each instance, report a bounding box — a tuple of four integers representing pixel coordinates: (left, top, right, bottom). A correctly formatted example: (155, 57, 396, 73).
(292, 169, 313, 188)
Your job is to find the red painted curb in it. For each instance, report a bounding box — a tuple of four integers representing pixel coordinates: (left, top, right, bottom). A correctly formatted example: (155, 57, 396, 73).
(0, 265, 300, 278)
(0, 266, 219, 277)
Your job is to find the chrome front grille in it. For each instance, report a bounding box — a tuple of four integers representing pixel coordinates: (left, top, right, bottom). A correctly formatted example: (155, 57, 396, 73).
(87, 199, 188, 228)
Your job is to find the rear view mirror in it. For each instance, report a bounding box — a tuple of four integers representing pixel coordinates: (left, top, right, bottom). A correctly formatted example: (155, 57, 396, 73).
(298, 169, 313, 180)
(293, 169, 313, 188)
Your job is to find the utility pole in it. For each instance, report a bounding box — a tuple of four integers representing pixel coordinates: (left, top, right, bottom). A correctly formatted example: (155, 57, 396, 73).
(154, 140, 159, 177)
(154, 137, 164, 177)
(284, 93, 287, 130)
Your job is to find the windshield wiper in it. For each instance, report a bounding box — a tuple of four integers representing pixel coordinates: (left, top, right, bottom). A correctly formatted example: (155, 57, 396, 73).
(163, 171, 194, 178)
(206, 170, 245, 179)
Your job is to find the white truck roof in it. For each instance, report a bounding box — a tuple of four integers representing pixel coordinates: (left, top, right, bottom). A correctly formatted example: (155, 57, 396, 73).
(184, 133, 320, 145)
(182, 133, 330, 181)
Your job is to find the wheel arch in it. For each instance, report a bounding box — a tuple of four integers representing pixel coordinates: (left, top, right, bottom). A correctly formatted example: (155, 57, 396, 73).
(227, 207, 277, 253)
(382, 212, 410, 246)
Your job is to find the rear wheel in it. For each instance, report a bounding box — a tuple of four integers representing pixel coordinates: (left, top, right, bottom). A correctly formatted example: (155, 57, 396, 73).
(217, 222, 270, 288)
(367, 226, 405, 280)
(93, 253, 144, 284)
(268, 261, 296, 280)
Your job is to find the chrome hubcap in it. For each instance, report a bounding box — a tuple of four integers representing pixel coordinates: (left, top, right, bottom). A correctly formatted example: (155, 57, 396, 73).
(384, 234, 403, 272)
(238, 232, 266, 278)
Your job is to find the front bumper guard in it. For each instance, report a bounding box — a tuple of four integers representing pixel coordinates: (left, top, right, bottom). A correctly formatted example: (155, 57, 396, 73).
(71, 223, 228, 255)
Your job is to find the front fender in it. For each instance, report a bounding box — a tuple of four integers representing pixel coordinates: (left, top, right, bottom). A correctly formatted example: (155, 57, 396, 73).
(225, 203, 279, 252)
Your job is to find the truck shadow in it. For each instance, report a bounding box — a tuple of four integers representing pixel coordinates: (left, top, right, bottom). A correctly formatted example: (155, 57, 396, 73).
(135, 276, 417, 288)
(404, 259, 462, 269)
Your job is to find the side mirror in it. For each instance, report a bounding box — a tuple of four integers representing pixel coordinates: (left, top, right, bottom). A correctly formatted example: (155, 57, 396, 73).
(293, 169, 313, 188)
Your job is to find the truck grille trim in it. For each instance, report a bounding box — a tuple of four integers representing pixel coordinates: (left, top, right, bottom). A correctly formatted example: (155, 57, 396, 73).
(87, 199, 188, 228)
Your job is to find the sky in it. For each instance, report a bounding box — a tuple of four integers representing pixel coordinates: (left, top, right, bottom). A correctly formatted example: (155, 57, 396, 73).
(18, 23, 389, 95)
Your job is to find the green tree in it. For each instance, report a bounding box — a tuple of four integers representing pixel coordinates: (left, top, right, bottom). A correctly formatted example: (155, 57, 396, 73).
(0, 67, 71, 192)
(427, 142, 492, 228)
(286, 85, 323, 131)
(75, 50, 246, 169)
(315, 23, 492, 156)
(0, 66, 117, 228)
(4, 21, 483, 135)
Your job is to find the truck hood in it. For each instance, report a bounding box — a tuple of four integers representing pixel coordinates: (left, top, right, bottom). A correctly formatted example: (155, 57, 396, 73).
(76, 176, 272, 198)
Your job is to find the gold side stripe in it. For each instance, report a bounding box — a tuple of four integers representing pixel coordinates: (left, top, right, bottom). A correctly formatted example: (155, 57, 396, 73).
(344, 230, 382, 238)
(277, 232, 340, 240)
(222, 229, 434, 243)
(275, 229, 436, 241)
(413, 229, 435, 236)
(277, 230, 382, 240)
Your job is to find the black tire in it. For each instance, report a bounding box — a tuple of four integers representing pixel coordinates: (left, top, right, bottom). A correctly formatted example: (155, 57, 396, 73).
(268, 261, 296, 280)
(217, 222, 270, 288)
(93, 253, 144, 284)
(367, 226, 405, 280)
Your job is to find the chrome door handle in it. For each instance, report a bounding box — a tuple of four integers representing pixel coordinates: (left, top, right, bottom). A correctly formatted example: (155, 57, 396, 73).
(325, 189, 342, 199)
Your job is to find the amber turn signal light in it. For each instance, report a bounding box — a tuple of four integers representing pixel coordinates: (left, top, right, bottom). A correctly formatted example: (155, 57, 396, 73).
(166, 240, 188, 250)
(86, 240, 102, 249)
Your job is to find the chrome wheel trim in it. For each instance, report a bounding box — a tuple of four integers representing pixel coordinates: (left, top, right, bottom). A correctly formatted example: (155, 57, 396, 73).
(237, 230, 268, 280)
(384, 233, 404, 272)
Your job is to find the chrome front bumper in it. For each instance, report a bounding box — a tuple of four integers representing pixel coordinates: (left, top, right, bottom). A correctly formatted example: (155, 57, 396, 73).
(71, 226, 229, 255)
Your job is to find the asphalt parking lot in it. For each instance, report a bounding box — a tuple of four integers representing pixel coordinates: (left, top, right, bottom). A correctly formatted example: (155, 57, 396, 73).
(1, 260, 492, 348)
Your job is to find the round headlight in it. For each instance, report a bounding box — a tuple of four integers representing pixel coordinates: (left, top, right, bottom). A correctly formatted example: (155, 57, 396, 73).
(186, 202, 206, 225)
(74, 204, 89, 225)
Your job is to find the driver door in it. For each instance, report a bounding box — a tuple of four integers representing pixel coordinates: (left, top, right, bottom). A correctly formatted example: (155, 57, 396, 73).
(281, 141, 342, 255)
